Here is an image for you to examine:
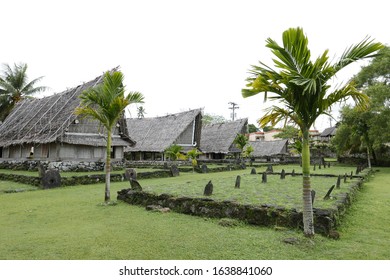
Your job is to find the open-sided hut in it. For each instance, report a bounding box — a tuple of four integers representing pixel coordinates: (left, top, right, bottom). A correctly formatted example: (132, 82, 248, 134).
(320, 126, 337, 142)
(0, 70, 134, 167)
(199, 118, 248, 159)
(125, 109, 202, 160)
(250, 139, 288, 160)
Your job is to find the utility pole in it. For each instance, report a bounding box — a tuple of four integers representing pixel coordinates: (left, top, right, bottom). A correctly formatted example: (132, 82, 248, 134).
(228, 102, 239, 121)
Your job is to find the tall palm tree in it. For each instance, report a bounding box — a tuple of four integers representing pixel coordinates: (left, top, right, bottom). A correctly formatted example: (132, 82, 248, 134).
(242, 27, 383, 237)
(75, 70, 144, 203)
(0, 63, 46, 121)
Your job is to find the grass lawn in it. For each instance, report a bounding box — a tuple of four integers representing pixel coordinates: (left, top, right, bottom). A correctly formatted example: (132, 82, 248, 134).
(138, 169, 347, 210)
(0, 166, 389, 260)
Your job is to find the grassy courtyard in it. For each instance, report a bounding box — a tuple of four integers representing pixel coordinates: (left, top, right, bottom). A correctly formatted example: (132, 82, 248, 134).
(0, 165, 389, 259)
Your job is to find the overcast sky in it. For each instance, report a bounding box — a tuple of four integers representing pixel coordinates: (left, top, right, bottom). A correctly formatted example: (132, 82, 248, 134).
(1, 0, 388, 131)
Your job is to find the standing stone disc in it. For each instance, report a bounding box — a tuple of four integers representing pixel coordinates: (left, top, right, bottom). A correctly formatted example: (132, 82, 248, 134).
(170, 165, 180, 177)
(125, 168, 137, 180)
(204, 180, 213, 196)
(41, 169, 61, 189)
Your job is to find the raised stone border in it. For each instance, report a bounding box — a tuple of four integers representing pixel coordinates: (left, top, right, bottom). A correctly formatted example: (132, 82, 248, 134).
(117, 170, 372, 236)
(0, 170, 172, 188)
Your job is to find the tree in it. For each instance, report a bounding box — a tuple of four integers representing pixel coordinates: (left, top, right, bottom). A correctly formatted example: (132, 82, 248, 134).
(248, 123, 259, 133)
(233, 133, 249, 159)
(164, 144, 185, 161)
(242, 144, 254, 159)
(202, 113, 227, 126)
(331, 105, 375, 167)
(186, 148, 202, 173)
(75, 70, 144, 203)
(273, 125, 300, 140)
(242, 27, 383, 237)
(262, 126, 275, 132)
(0, 63, 46, 121)
(332, 46, 390, 165)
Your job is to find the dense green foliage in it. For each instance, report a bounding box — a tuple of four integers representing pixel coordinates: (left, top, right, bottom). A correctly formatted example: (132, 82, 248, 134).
(164, 144, 185, 160)
(332, 46, 390, 163)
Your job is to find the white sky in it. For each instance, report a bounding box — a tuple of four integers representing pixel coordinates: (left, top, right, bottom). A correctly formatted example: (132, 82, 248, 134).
(1, 0, 388, 132)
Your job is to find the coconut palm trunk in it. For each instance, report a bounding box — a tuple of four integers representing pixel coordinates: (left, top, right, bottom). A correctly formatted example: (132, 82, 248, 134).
(105, 132, 112, 202)
(301, 128, 314, 235)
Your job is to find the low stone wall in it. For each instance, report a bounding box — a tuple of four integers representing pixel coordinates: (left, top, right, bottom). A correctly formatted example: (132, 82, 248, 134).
(0, 173, 41, 187)
(0, 169, 173, 188)
(0, 160, 126, 172)
(117, 171, 370, 236)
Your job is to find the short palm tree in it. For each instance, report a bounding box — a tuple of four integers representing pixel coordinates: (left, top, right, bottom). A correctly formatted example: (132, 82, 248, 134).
(186, 148, 202, 173)
(0, 63, 46, 121)
(242, 27, 383, 237)
(164, 144, 185, 161)
(75, 70, 144, 203)
(233, 133, 249, 160)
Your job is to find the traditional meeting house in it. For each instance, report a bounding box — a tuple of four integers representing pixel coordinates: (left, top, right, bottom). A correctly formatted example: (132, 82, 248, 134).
(125, 109, 202, 161)
(249, 139, 289, 160)
(199, 118, 248, 159)
(0, 71, 134, 164)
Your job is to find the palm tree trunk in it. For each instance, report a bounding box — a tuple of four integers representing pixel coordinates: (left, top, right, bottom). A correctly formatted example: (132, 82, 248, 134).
(366, 146, 372, 169)
(105, 131, 112, 203)
(302, 129, 315, 237)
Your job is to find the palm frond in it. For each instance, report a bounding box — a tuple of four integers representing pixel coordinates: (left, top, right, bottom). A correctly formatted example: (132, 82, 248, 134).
(334, 37, 383, 72)
(76, 70, 144, 131)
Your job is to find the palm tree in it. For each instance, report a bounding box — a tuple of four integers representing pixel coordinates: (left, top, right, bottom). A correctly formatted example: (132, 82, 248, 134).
(242, 27, 383, 237)
(164, 144, 185, 161)
(186, 148, 202, 173)
(0, 63, 46, 121)
(75, 70, 144, 203)
(233, 133, 249, 159)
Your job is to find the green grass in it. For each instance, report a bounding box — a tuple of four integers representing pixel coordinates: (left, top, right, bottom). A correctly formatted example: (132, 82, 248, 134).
(139, 170, 346, 210)
(0, 166, 389, 260)
(0, 180, 38, 193)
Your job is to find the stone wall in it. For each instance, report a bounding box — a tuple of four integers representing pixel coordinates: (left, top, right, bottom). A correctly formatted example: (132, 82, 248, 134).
(0, 169, 173, 188)
(0, 160, 125, 172)
(117, 171, 371, 236)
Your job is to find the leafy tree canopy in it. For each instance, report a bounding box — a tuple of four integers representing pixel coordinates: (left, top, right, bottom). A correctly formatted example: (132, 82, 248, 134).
(202, 113, 227, 126)
(248, 123, 259, 133)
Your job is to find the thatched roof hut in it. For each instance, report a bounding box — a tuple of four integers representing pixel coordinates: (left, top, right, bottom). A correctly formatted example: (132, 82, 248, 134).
(199, 118, 248, 159)
(250, 139, 288, 157)
(0, 69, 133, 163)
(126, 109, 202, 160)
(320, 126, 337, 142)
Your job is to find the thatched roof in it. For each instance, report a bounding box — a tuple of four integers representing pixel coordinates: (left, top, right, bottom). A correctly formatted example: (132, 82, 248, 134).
(320, 126, 337, 137)
(250, 139, 288, 157)
(200, 118, 248, 154)
(0, 69, 133, 148)
(126, 109, 202, 153)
